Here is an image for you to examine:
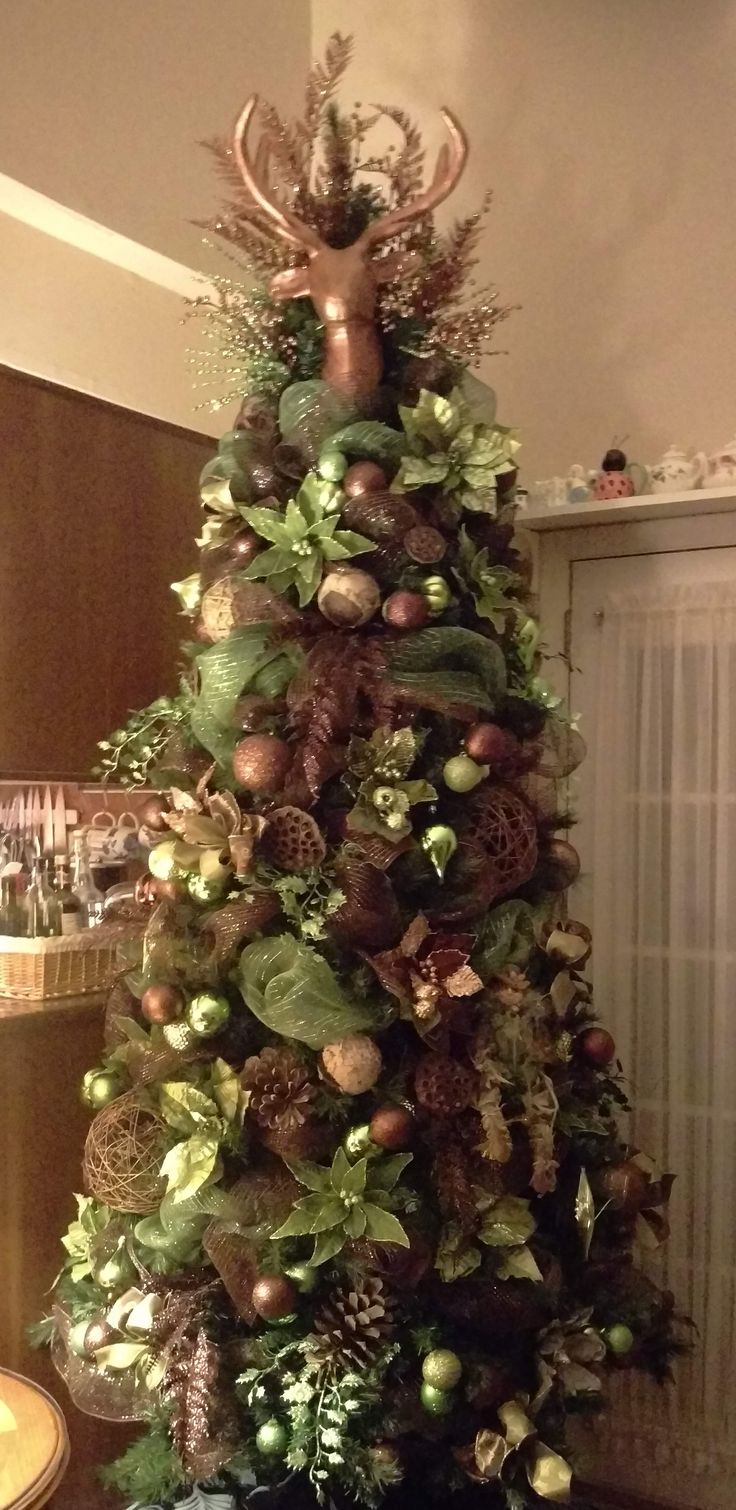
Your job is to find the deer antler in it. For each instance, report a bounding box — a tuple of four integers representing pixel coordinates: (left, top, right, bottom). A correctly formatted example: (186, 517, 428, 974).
(358, 108, 468, 248)
(232, 96, 324, 254)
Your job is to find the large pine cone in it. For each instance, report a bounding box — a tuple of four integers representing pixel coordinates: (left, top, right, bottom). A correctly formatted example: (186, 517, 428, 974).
(312, 1277, 395, 1369)
(241, 1046, 317, 1132)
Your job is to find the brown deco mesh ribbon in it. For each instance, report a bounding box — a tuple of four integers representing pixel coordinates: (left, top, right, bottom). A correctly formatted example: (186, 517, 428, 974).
(203, 1165, 300, 1323)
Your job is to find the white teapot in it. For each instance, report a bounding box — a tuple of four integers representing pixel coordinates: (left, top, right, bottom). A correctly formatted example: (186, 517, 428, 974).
(694, 438, 736, 489)
(647, 444, 704, 493)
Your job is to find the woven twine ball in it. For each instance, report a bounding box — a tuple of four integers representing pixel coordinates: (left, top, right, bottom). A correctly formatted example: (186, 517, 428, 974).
(261, 806, 326, 871)
(462, 785, 538, 894)
(200, 576, 295, 642)
(83, 1091, 167, 1214)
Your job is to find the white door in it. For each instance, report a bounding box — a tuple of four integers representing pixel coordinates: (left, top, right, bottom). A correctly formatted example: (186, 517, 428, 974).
(568, 547, 736, 1509)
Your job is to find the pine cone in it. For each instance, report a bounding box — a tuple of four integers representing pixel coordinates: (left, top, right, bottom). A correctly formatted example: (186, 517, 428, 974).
(241, 1046, 317, 1132)
(312, 1277, 395, 1369)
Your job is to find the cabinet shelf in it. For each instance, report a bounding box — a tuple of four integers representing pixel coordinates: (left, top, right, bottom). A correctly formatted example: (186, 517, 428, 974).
(522, 484, 736, 531)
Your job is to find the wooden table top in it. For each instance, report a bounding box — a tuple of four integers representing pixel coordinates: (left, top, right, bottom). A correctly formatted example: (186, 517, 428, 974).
(0, 1369, 70, 1510)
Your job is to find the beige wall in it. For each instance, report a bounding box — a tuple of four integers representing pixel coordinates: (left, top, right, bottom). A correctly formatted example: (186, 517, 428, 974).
(1, 1, 735, 477)
(313, 0, 736, 481)
(0, 0, 311, 269)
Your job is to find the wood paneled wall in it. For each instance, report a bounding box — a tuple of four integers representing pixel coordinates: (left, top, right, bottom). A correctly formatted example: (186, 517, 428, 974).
(0, 365, 212, 780)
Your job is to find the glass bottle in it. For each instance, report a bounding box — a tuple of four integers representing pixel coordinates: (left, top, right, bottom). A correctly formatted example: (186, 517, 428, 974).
(24, 859, 49, 938)
(53, 859, 83, 936)
(70, 832, 105, 928)
(1, 874, 27, 936)
(42, 861, 62, 936)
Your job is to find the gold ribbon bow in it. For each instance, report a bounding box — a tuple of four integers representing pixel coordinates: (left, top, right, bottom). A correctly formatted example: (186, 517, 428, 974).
(466, 1399, 572, 1502)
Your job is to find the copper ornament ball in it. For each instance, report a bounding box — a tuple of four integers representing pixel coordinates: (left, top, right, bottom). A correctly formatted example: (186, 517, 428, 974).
(228, 528, 260, 566)
(369, 1104, 416, 1151)
(464, 722, 522, 772)
(141, 982, 184, 1026)
(382, 590, 430, 631)
(233, 732, 292, 794)
(252, 1273, 298, 1321)
(594, 1159, 650, 1216)
(343, 461, 387, 497)
(538, 838, 581, 891)
(154, 877, 187, 902)
(578, 1026, 616, 1066)
(140, 794, 170, 833)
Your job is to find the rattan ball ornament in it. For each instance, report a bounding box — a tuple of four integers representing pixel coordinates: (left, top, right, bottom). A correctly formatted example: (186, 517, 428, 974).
(462, 785, 538, 895)
(200, 575, 296, 641)
(344, 461, 387, 497)
(233, 733, 292, 794)
(84, 1092, 166, 1214)
(262, 806, 326, 871)
(414, 1053, 476, 1116)
(317, 568, 381, 627)
(321, 1034, 382, 1095)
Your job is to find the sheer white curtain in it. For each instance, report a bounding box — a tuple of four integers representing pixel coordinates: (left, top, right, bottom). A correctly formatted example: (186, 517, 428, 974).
(584, 580, 736, 1508)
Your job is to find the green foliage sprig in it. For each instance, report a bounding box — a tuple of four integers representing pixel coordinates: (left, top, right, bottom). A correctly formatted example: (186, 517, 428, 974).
(99, 1409, 187, 1506)
(94, 687, 195, 787)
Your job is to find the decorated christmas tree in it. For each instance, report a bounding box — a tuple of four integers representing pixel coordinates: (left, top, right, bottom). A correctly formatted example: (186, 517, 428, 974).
(44, 36, 686, 1510)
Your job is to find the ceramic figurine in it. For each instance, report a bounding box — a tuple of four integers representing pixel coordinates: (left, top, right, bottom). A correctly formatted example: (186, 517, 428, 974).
(592, 448, 648, 500)
(648, 445, 703, 493)
(693, 438, 736, 489)
(566, 464, 591, 503)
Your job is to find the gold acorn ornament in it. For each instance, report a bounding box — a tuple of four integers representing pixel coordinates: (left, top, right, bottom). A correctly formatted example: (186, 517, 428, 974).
(317, 567, 381, 627)
(321, 1034, 382, 1094)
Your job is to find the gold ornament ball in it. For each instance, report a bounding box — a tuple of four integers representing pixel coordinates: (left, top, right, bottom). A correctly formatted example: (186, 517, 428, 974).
(233, 733, 292, 794)
(420, 1381, 453, 1416)
(252, 1273, 298, 1321)
(256, 1419, 289, 1457)
(317, 568, 381, 628)
(94, 1248, 137, 1292)
(422, 1349, 463, 1390)
(141, 982, 184, 1026)
(420, 575, 452, 615)
(343, 461, 387, 497)
(147, 839, 181, 882)
(186, 991, 231, 1038)
(604, 1323, 635, 1356)
(321, 1034, 382, 1094)
(369, 1104, 416, 1151)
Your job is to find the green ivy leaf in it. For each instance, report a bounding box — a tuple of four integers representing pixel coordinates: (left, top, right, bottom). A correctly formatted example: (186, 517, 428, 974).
(479, 1196, 536, 1248)
(158, 1082, 220, 1135)
(497, 1245, 543, 1282)
(160, 1134, 220, 1203)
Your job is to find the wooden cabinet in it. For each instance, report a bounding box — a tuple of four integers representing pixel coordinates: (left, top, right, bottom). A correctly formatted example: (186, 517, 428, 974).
(0, 365, 211, 781)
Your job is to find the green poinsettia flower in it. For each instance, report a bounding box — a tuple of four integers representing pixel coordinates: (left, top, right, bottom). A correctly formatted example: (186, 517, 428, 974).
(393, 388, 520, 515)
(270, 1146, 412, 1266)
(241, 473, 373, 607)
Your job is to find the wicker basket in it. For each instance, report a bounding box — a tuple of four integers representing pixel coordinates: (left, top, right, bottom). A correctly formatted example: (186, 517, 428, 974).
(0, 925, 138, 1001)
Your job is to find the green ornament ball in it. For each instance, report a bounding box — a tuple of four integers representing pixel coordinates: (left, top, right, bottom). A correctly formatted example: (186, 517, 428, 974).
(147, 840, 182, 882)
(422, 1348, 463, 1390)
(318, 450, 348, 482)
(186, 872, 225, 906)
(285, 1262, 318, 1294)
(186, 991, 231, 1038)
(604, 1323, 635, 1356)
(343, 1123, 374, 1160)
(94, 1249, 137, 1292)
(68, 1319, 94, 1358)
(256, 1419, 289, 1457)
(81, 1067, 123, 1111)
(420, 575, 452, 615)
(442, 754, 488, 793)
(420, 1381, 454, 1416)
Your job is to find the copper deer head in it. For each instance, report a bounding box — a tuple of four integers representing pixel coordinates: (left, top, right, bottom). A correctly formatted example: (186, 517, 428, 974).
(232, 97, 468, 405)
